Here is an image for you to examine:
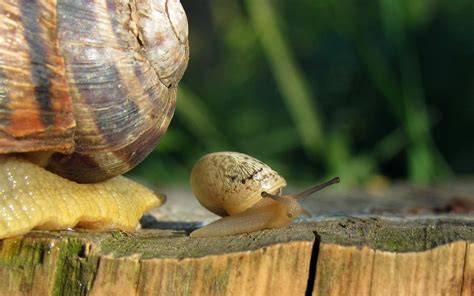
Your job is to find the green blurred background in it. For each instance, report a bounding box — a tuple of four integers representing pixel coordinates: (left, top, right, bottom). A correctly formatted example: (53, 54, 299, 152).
(128, 0, 473, 187)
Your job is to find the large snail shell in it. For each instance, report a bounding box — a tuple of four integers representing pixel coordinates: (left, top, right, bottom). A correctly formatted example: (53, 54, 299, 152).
(0, 0, 188, 182)
(190, 152, 287, 216)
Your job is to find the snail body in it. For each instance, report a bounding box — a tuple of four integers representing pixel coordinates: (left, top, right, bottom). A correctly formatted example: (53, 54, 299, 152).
(190, 152, 340, 237)
(0, 0, 188, 238)
(0, 156, 165, 239)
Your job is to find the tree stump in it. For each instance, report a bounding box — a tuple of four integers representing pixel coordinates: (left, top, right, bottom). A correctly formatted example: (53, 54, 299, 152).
(1, 182, 473, 295)
(0, 218, 472, 295)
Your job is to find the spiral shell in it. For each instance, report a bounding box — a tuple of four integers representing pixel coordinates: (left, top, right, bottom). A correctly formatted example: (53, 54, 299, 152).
(190, 152, 340, 237)
(191, 152, 287, 216)
(0, 0, 189, 182)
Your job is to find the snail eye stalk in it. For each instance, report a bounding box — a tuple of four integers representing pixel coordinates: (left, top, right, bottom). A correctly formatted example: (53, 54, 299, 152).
(261, 177, 340, 220)
(293, 177, 340, 200)
(261, 177, 340, 201)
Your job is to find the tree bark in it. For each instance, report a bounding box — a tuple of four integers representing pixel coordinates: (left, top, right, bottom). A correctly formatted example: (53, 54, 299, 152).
(0, 217, 472, 295)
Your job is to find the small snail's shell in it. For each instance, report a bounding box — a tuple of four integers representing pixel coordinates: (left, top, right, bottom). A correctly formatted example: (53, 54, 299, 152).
(0, 0, 189, 182)
(191, 152, 287, 216)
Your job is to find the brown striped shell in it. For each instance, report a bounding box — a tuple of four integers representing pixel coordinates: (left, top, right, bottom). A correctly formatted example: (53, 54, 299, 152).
(0, 0, 188, 182)
(190, 152, 287, 216)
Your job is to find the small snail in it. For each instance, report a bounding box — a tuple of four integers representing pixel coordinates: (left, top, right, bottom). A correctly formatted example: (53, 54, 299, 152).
(0, 0, 188, 239)
(190, 152, 340, 237)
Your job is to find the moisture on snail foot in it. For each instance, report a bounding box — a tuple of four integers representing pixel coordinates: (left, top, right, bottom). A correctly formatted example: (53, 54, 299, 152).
(0, 157, 165, 240)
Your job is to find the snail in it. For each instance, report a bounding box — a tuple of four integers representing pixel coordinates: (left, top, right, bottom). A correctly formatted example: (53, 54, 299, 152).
(189, 152, 340, 237)
(0, 0, 188, 239)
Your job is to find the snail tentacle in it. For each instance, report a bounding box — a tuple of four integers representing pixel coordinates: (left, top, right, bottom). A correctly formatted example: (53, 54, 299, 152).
(190, 152, 341, 237)
(261, 177, 340, 220)
(292, 177, 340, 200)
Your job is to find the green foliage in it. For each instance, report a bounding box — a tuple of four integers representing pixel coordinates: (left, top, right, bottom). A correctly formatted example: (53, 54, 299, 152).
(129, 0, 473, 187)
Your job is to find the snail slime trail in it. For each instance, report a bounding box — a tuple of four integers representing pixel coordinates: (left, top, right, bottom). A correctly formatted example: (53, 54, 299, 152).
(189, 152, 340, 237)
(0, 0, 189, 239)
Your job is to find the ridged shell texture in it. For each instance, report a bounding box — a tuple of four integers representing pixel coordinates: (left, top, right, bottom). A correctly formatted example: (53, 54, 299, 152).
(0, 0, 189, 182)
(191, 152, 287, 216)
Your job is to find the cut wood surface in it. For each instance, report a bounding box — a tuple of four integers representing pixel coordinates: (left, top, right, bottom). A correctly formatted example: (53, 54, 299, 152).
(1, 182, 473, 295)
(313, 241, 469, 295)
(0, 217, 472, 296)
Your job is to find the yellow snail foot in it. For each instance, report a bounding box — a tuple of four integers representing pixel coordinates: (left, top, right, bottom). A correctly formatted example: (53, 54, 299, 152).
(0, 156, 165, 239)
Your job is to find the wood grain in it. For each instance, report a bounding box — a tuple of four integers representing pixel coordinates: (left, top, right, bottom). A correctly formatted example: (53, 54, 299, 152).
(0, 218, 472, 295)
(313, 244, 374, 296)
(97, 241, 312, 296)
(370, 241, 466, 296)
(313, 241, 471, 296)
(462, 243, 474, 296)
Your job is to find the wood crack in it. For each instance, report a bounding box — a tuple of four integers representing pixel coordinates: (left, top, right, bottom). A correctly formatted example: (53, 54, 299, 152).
(0, 218, 471, 295)
(305, 232, 320, 296)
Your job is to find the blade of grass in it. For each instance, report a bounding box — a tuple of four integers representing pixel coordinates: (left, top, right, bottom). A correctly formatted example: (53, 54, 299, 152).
(244, 0, 326, 157)
(176, 85, 229, 150)
(328, 0, 452, 183)
(245, 0, 376, 182)
(372, 127, 407, 162)
(399, 47, 453, 180)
